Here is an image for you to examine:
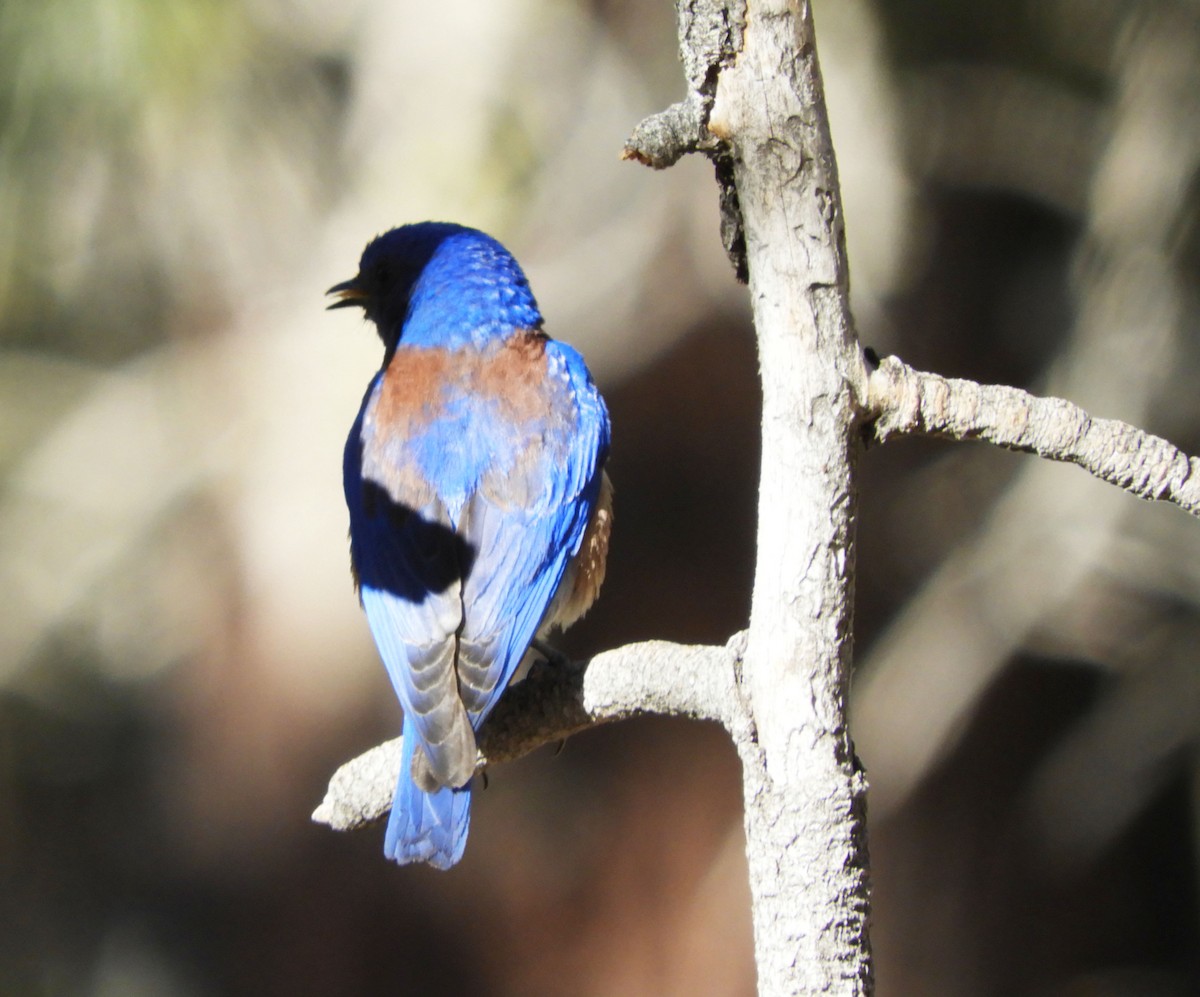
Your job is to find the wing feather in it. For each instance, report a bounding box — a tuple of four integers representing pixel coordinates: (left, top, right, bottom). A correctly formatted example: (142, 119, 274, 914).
(455, 340, 609, 723)
(346, 379, 477, 789)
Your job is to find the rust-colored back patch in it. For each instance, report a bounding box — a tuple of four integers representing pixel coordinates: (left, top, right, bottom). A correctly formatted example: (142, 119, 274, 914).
(472, 331, 549, 421)
(376, 331, 552, 432)
(375, 347, 454, 433)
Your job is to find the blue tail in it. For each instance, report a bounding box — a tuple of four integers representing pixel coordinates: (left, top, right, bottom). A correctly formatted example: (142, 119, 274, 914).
(383, 714, 472, 869)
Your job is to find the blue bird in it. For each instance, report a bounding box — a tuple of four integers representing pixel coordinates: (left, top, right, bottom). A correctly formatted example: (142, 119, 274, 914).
(327, 223, 612, 869)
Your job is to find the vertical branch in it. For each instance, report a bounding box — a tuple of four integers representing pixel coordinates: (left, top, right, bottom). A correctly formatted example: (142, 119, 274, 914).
(709, 1, 872, 993)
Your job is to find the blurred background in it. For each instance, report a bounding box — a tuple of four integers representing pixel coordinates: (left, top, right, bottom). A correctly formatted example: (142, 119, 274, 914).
(2, 0, 1198, 993)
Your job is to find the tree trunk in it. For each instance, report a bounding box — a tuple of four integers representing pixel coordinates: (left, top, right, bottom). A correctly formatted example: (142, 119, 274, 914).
(709, 2, 873, 992)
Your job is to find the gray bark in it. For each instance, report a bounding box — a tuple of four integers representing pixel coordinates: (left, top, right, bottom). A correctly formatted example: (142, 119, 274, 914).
(705, 1, 872, 992)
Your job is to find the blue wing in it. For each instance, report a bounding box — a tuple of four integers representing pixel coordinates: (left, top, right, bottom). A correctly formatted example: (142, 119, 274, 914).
(455, 340, 609, 721)
(345, 378, 476, 792)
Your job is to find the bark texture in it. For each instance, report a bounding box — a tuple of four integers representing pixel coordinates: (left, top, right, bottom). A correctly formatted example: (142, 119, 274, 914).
(707, 2, 872, 992)
(868, 356, 1200, 518)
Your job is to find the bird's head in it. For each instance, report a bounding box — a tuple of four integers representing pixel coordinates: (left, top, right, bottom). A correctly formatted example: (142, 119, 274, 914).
(327, 223, 543, 360)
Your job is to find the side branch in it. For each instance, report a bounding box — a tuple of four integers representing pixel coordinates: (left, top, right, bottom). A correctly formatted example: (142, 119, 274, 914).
(313, 637, 748, 832)
(621, 0, 745, 168)
(621, 0, 748, 279)
(867, 355, 1200, 518)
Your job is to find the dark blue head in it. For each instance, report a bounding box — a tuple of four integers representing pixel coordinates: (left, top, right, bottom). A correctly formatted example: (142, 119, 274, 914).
(327, 223, 543, 358)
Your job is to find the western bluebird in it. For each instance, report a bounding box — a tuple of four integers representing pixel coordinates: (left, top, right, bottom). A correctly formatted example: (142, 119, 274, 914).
(327, 223, 612, 868)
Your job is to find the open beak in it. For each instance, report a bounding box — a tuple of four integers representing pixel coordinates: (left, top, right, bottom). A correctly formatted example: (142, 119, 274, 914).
(326, 276, 367, 310)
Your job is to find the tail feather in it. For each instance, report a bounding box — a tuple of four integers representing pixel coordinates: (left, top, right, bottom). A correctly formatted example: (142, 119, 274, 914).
(384, 714, 472, 869)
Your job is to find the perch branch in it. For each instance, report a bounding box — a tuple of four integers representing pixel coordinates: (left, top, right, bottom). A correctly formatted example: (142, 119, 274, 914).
(313, 636, 748, 832)
(868, 355, 1200, 518)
